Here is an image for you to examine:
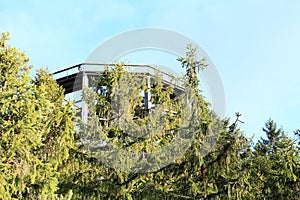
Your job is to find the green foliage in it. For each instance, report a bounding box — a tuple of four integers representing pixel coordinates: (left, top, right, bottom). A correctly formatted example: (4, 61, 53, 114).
(1, 33, 299, 199)
(57, 45, 251, 199)
(0, 32, 76, 199)
(82, 62, 206, 172)
(247, 120, 300, 199)
(177, 44, 208, 88)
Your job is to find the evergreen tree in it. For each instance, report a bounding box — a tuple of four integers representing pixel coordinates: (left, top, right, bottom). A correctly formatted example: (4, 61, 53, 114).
(2, 32, 299, 199)
(248, 120, 300, 199)
(58, 45, 251, 199)
(0, 32, 75, 199)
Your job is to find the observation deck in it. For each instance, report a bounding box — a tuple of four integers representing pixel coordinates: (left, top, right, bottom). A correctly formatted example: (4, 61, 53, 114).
(54, 63, 185, 123)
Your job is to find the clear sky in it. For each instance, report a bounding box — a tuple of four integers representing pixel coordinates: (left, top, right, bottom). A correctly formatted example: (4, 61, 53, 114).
(1, 0, 299, 142)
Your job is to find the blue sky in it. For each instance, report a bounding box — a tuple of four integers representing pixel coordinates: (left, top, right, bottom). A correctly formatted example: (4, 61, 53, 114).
(1, 0, 299, 142)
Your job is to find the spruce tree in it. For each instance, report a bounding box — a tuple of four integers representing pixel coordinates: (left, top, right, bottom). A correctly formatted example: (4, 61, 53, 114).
(0, 32, 75, 199)
(248, 120, 300, 199)
(59, 45, 251, 199)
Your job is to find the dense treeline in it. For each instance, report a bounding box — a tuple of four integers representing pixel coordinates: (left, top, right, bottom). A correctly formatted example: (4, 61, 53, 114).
(0, 33, 299, 199)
